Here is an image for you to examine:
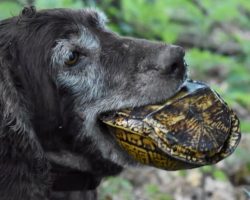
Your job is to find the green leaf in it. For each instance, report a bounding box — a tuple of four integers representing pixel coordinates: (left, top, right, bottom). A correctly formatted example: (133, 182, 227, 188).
(0, 2, 21, 19)
(240, 121, 250, 133)
(145, 183, 173, 200)
(213, 169, 228, 181)
(145, 183, 160, 194)
(35, 0, 83, 9)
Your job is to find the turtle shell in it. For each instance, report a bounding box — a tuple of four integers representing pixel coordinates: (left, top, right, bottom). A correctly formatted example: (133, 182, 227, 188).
(100, 80, 241, 170)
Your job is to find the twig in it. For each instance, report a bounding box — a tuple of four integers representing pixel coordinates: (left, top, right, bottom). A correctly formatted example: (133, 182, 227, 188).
(243, 188, 250, 199)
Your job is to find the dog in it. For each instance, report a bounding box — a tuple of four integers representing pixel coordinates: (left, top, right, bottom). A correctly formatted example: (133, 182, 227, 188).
(0, 6, 187, 200)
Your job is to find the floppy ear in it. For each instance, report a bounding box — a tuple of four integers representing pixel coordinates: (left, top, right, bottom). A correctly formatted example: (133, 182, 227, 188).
(11, 60, 63, 136)
(0, 48, 51, 199)
(6, 40, 63, 139)
(0, 37, 33, 135)
(0, 7, 63, 138)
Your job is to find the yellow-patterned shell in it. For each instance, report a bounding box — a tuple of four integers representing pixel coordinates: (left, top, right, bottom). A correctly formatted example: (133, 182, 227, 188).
(100, 80, 241, 170)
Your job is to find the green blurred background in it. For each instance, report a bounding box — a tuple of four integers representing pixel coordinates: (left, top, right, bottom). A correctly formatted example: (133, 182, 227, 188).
(0, 0, 249, 199)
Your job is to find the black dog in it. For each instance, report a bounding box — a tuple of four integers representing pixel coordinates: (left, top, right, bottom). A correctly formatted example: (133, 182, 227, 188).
(0, 6, 187, 200)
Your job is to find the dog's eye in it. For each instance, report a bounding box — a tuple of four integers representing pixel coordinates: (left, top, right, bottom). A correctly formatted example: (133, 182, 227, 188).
(65, 51, 79, 66)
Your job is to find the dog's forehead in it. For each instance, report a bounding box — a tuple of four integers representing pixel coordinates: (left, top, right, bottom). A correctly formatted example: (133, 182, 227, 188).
(49, 8, 108, 29)
(51, 27, 100, 66)
(49, 9, 106, 66)
(31, 8, 108, 39)
(62, 9, 107, 46)
(56, 27, 100, 50)
(80, 8, 108, 28)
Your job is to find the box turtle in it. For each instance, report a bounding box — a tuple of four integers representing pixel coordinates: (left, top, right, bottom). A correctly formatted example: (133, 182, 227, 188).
(100, 80, 241, 170)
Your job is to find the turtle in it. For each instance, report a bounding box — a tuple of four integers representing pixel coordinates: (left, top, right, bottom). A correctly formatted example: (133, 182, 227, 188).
(100, 80, 241, 170)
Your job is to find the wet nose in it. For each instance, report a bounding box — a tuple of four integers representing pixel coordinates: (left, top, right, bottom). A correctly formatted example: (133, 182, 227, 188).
(157, 45, 186, 77)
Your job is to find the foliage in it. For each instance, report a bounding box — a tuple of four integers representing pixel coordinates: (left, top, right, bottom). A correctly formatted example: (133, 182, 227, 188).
(98, 177, 134, 200)
(144, 184, 173, 200)
(0, 0, 250, 199)
(98, 177, 173, 200)
(0, 1, 21, 18)
(1, 0, 249, 132)
(201, 166, 228, 181)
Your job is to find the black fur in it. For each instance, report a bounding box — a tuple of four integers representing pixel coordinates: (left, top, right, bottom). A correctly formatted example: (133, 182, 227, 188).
(0, 7, 186, 200)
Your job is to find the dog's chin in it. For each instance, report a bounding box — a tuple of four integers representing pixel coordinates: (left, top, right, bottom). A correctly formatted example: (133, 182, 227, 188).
(86, 117, 135, 167)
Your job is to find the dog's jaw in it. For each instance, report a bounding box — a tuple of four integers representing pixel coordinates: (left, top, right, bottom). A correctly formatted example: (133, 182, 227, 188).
(78, 107, 138, 167)
(77, 77, 187, 167)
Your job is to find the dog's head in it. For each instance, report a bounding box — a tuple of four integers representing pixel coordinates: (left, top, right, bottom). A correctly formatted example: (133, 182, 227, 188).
(0, 7, 187, 172)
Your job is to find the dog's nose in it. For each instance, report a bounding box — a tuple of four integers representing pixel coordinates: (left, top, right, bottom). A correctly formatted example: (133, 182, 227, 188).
(157, 45, 186, 77)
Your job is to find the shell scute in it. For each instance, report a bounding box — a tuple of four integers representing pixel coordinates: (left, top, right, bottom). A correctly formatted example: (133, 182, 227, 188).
(100, 80, 241, 170)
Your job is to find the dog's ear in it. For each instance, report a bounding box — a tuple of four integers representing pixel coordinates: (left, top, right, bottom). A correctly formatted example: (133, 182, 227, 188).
(0, 46, 51, 199)
(0, 9, 63, 142)
(11, 53, 63, 137)
(0, 37, 26, 128)
(1, 38, 62, 140)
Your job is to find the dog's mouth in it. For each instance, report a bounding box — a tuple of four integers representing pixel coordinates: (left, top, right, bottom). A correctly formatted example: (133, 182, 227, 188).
(98, 58, 188, 120)
(85, 62, 189, 165)
(99, 80, 187, 120)
(96, 78, 188, 150)
(98, 80, 241, 170)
